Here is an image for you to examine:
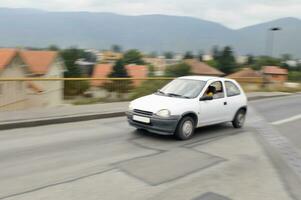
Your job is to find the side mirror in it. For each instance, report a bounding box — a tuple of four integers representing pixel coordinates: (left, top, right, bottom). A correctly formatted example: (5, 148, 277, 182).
(199, 96, 213, 101)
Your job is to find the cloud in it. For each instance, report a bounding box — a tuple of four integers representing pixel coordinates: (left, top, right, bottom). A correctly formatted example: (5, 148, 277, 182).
(0, 0, 301, 28)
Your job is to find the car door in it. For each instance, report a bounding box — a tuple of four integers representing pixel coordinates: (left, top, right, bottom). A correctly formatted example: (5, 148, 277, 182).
(197, 80, 229, 126)
(224, 80, 245, 121)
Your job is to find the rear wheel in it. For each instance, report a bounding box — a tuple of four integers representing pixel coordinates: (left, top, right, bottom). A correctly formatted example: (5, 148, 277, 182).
(175, 116, 195, 140)
(232, 109, 246, 128)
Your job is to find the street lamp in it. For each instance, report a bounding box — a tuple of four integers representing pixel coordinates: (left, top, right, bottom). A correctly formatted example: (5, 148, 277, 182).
(266, 27, 281, 57)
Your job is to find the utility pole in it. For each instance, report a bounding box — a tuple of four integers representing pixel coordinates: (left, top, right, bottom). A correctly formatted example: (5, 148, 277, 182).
(266, 27, 281, 57)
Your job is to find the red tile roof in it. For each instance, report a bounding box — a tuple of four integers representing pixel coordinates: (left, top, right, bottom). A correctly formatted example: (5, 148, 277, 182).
(91, 63, 113, 86)
(227, 68, 262, 78)
(263, 66, 288, 75)
(0, 49, 18, 71)
(91, 64, 148, 87)
(20, 50, 58, 75)
(184, 59, 224, 76)
(126, 64, 148, 86)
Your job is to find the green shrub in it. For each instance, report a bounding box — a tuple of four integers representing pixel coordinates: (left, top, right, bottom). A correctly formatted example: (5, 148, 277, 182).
(64, 80, 90, 96)
(165, 62, 191, 77)
(288, 71, 301, 82)
(130, 79, 171, 99)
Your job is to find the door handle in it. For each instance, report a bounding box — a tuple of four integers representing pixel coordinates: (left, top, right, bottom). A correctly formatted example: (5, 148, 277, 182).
(224, 102, 227, 105)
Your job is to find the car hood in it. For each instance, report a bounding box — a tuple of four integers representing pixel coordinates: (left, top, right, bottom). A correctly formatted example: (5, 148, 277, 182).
(131, 94, 192, 115)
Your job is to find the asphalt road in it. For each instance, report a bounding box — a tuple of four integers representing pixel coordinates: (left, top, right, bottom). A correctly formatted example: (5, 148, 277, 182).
(251, 94, 301, 152)
(0, 94, 300, 200)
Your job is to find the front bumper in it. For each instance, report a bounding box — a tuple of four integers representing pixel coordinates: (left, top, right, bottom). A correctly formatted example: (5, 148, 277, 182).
(126, 111, 181, 135)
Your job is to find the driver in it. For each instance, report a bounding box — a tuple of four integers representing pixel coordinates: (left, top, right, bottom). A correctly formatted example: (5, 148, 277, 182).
(205, 85, 216, 97)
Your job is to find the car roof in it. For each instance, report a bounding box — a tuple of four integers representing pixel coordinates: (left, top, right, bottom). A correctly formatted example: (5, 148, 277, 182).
(177, 76, 235, 82)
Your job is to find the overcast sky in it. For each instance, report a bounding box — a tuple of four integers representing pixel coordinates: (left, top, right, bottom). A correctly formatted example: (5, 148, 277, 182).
(1, 0, 301, 28)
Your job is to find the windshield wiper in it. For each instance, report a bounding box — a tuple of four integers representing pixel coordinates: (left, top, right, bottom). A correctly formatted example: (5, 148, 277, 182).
(156, 90, 166, 95)
(166, 93, 190, 99)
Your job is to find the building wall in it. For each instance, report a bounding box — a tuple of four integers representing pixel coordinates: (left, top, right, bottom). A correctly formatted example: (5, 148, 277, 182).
(100, 51, 123, 63)
(143, 58, 166, 72)
(0, 57, 27, 111)
(264, 74, 287, 83)
(27, 59, 64, 108)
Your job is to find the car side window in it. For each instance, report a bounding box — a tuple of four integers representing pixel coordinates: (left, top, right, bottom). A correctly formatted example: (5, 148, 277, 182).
(225, 81, 241, 97)
(203, 81, 224, 99)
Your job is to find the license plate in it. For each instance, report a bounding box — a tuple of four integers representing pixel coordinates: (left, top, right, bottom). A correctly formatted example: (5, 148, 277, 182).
(133, 115, 150, 123)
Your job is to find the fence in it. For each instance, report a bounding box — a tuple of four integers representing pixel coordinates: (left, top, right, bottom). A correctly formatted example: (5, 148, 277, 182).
(0, 77, 263, 111)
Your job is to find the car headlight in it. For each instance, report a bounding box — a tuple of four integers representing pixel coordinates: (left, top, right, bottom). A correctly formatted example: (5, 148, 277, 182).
(156, 109, 171, 118)
(128, 103, 134, 111)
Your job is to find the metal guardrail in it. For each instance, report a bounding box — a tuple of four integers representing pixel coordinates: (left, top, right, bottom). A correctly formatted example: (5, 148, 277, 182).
(0, 77, 263, 83)
(0, 77, 175, 81)
(0, 77, 264, 111)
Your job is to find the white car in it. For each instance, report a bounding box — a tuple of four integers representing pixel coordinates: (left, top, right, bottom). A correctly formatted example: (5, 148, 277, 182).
(126, 76, 247, 140)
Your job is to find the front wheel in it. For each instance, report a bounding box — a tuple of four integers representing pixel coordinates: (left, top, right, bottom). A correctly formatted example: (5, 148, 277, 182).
(175, 116, 195, 140)
(232, 109, 246, 128)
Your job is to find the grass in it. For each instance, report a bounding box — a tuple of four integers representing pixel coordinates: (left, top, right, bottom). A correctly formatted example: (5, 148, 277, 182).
(242, 84, 301, 93)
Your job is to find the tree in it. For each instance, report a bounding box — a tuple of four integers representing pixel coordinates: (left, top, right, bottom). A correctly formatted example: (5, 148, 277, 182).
(60, 47, 86, 77)
(212, 46, 220, 61)
(112, 44, 122, 53)
(148, 64, 155, 77)
(60, 47, 89, 96)
(216, 46, 236, 74)
(104, 59, 132, 94)
(149, 51, 158, 58)
(281, 54, 292, 61)
(251, 56, 281, 70)
(48, 45, 60, 51)
(123, 49, 145, 65)
(165, 62, 191, 77)
(164, 51, 174, 59)
(183, 51, 194, 59)
(109, 59, 129, 78)
(246, 54, 255, 65)
(198, 50, 204, 62)
(205, 60, 218, 68)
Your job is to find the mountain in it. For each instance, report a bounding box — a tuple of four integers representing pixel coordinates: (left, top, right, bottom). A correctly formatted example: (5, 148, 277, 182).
(0, 8, 301, 57)
(235, 17, 301, 57)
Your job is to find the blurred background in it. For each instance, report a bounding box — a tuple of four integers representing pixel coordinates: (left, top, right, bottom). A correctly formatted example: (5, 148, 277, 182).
(0, 1, 300, 111)
(1, 2, 301, 200)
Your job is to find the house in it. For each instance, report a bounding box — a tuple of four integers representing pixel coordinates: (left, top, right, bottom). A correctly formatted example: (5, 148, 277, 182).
(125, 64, 148, 87)
(99, 51, 123, 63)
(184, 59, 224, 76)
(90, 63, 147, 98)
(202, 54, 213, 61)
(19, 50, 65, 108)
(91, 63, 114, 87)
(227, 68, 262, 79)
(143, 56, 182, 76)
(262, 66, 288, 84)
(235, 56, 248, 65)
(227, 68, 263, 91)
(0, 49, 27, 111)
(75, 58, 95, 77)
(91, 63, 148, 87)
(143, 57, 166, 76)
(0, 49, 65, 111)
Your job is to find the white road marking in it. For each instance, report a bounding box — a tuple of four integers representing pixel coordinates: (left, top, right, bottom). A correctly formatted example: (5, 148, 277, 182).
(271, 114, 301, 125)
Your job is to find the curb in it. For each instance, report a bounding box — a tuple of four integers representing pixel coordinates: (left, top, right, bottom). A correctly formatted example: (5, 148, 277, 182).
(0, 94, 294, 130)
(247, 94, 293, 101)
(0, 111, 126, 130)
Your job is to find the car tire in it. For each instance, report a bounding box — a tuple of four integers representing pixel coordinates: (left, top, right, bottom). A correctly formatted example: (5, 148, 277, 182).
(232, 109, 246, 128)
(175, 116, 195, 140)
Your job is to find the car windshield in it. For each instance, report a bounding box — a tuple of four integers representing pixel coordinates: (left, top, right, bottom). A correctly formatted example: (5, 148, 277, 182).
(156, 79, 206, 98)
